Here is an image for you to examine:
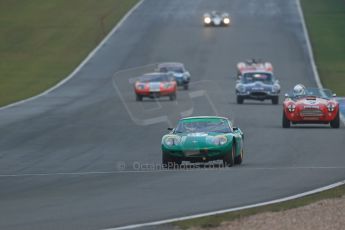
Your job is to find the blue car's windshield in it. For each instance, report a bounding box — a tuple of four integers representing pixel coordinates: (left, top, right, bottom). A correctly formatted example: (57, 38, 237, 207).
(242, 72, 274, 84)
(175, 118, 231, 133)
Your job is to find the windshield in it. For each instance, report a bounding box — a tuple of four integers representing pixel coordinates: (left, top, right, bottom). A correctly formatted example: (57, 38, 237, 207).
(139, 74, 172, 82)
(242, 72, 274, 84)
(212, 11, 220, 16)
(286, 88, 333, 99)
(159, 66, 184, 73)
(175, 118, 232, 133)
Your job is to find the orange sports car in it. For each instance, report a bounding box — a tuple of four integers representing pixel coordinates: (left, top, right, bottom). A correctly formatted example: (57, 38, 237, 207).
(134, 73, 177, 101)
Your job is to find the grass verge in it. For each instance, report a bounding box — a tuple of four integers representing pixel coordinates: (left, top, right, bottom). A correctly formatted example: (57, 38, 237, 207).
(0, 0, 138, 106)
(301, 0, 345, 95)
(175, 184, 345, 229)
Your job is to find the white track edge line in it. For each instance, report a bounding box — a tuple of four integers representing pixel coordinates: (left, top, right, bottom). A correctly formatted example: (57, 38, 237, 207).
(105, 181, 345, 230)
(296, 0, 322, 89)
(296, 0, 345, 124)
(104, 1, 345, 229)
(0, 0, 144, 112)
(1, 166, 345, 178)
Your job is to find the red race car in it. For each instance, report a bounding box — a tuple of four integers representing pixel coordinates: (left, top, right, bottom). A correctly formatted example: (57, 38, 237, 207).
(282, 84, 340, 128)
(134, 73, 177, 101)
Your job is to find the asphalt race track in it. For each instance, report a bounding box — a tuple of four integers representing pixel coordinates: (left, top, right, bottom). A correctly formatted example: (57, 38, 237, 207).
(0, 0, 344, 229)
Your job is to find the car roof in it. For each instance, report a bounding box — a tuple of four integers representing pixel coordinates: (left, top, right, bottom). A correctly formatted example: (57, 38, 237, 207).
(180, 116, 229, 121)
(209, 11, 228, 15)
(138, 72, 170, 80)
(241, 70, 273, 75)
(158, 62, 184, 68)
(143, 72, 168, 76)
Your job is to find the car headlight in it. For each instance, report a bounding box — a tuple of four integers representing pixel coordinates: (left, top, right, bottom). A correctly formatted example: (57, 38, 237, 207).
(287, 104, 296, 112)
(223, 18, 230, 24)
(163, 83, 172, 88)
(213, 136, 227, 145)
(327, 103, 336, 112)
(135, 83, 145, 90)
(164, 136, 181, 146)
(237, 85, 246, 93)
(204, 17, 211, 24)
(272, 84, 280, 92)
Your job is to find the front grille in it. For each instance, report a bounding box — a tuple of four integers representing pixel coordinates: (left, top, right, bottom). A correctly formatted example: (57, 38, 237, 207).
(300, 109, 324, 117)
(184, 150, 220, 156)
(250, 92, 267, 97)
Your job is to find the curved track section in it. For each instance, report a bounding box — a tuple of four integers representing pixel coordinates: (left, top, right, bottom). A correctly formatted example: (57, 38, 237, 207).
(0, 0, 344, 229)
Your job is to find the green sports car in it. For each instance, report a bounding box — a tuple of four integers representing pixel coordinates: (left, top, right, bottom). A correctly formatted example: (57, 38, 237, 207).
(161, 116, 244, 167)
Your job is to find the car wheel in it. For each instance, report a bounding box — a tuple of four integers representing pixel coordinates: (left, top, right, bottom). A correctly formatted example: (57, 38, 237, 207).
(162, 152, 173, 168)
(136, 94, 143, 101)
(237, 96, 244, 104)
(282, 111, 291, 128)
(174, 159, 182, 166)
(183, 84, 189, 90)
(330, 111, 340, 128)
(272, 96, 279, 105)
(234, 149, 243, 165)
(169, 93, 176, 101)
(223, 142, 235, 167)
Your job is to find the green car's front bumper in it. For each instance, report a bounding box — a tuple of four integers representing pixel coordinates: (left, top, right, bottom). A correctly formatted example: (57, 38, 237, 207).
(162, 143, 232, 162)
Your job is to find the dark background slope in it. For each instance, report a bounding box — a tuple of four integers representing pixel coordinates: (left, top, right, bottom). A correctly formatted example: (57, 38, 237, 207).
(0, 0, 344, 229)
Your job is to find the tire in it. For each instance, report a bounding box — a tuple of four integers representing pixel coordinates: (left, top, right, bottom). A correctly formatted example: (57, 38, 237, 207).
(169, 93, 176, 101)
(237, 71, 241, 80)
(223, 142, 235, 167)
(162, 152, 173, 168)
(272, 96, 279, 105)
(234, 149, 244, 165)
(174, 159, 182, 166)
(330, 111, 340, 128)
(282, 111, 291, 128)
(236, 96, 244, 104)
(136, 94, 143, 101)
(183, 84, 189, 90)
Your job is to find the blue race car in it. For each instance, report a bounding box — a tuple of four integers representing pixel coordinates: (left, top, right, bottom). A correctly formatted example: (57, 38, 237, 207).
(236, 71, 280, 104)
(156, 62, 191, 90)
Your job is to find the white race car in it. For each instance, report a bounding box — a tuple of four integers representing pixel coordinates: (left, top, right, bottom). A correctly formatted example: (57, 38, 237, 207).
(203, 11, 231, 26)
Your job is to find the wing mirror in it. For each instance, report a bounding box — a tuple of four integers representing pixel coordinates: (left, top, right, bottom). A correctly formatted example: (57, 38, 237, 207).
(284, 93, 289, 98)
(233, 127, 238, 131)
(167, 128, 174, 131)
(332, 93, 337, 97)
